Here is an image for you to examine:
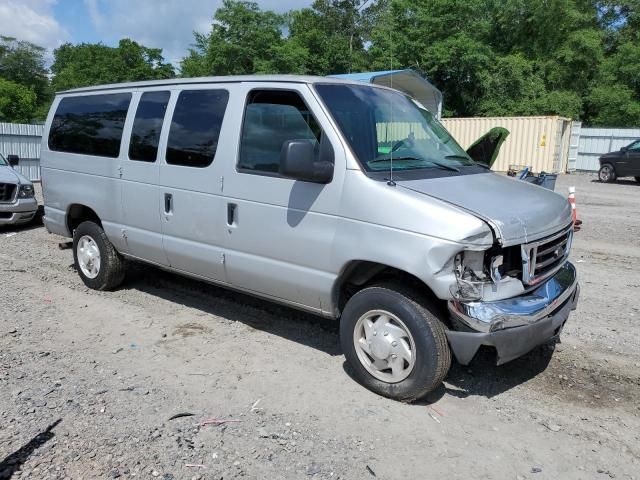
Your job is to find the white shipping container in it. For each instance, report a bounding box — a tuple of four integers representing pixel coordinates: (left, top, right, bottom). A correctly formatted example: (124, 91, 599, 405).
(441, 116, 573, 173)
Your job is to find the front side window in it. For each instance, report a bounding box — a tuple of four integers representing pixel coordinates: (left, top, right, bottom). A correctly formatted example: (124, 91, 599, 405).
(0, 153, 7, 166)
(129, 91, 170, 162)
(315, 84, 479, 174)
(238, 90, 322, 174)
(48, 93, 131, 158)
(166, 89, 229, 167)
(627, 140, 640, 151)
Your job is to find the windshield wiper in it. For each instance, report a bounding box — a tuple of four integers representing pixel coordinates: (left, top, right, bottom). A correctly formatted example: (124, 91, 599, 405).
(426, 160, 460, 172)
(370, 156, 460, 172)
(473, 162, 491, 169)
(369, 155, 421, 164)
(445, 154, 490, 170)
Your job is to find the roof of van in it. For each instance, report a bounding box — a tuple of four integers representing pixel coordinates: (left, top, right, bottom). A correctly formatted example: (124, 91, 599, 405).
(57, 74, 372, 94)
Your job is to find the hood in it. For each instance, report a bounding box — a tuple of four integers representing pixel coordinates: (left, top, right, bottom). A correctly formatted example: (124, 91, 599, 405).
(600, 151, 622, 160)
(397, 172, 572, 246)
(465, 127, 510, 168)
(0, 165, 23, 184)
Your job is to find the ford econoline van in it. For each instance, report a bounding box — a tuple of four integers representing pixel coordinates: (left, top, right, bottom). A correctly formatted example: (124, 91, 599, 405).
(41, 76, 579, 401)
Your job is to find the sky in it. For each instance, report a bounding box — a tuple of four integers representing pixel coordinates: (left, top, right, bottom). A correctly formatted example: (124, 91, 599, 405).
(0, 0, 313, 64)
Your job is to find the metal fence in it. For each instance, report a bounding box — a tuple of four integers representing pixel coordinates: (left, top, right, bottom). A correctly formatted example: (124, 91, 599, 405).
(0, 122, 44, 181)
(2, 119, 639, 179)
(575, 127, 640, 171)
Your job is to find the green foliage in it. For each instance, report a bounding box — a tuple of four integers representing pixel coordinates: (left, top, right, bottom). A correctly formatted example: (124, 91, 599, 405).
(0, 78, 37, 123)
(0, 36, 49, 122)
(288, 0, 371, 75)
(3, 0, 640, 127)
(50, 39, 174, 92)
(180, 0, 295, 76)
(587, 85, 640, 126)
(365, 0, 640, 125)
(182, 0, 372, 77)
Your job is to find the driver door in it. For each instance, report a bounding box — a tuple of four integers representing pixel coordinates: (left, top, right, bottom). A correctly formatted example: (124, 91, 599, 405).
(220, 84, 346, 313)
(627, 140, 640, 176)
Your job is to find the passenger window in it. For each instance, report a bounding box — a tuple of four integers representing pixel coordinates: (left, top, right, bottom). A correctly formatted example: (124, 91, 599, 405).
(166, 89, 229, 167)
(129, 91, 170, 162)
(48, 93, 131, 158)
(238, 90, 322, 174)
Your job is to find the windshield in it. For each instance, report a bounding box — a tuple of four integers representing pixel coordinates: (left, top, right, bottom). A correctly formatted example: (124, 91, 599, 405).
(315, 83, 476, 173)
(0, 153, 7, 166)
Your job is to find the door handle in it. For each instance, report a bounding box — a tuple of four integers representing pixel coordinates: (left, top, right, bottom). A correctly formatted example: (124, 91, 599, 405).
(227, 203, 237, 226)
(164, 193, 173, 214)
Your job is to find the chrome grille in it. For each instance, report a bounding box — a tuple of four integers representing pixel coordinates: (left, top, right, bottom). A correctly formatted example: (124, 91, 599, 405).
(0, 183, 17, 203)
(521, 225, 573, 286)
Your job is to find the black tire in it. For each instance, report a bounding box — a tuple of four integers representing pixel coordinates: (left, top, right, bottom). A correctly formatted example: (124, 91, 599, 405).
(598, 163, 616, 183)
(340, 283, 451, 402)
(635, 176, 640, 184)
(72, 221, 125, 290)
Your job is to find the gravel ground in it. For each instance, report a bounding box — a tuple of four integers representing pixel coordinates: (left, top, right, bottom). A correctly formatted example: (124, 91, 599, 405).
(1, 173, 639, 479)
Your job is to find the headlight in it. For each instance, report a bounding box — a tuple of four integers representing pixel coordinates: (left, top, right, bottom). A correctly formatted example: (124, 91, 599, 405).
(18, 184, 35, 198)
(490, 255, 503, 282)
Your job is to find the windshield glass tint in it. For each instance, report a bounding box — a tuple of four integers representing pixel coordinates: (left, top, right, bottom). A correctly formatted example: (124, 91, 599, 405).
(0, 153, 7, 166)
(315, 84, 473, 172)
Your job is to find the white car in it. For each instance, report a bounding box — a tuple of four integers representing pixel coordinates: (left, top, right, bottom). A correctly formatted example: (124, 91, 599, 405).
(0, 153, 38, 226)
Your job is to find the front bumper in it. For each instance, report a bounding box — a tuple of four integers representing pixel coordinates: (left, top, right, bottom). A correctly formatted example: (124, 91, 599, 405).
(446, 261, 579, 365)
(0, 197, 38, 225)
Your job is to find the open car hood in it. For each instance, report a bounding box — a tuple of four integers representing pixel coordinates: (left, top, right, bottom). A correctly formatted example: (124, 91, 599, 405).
(397, 172, 572, 246)
(465, 127, 510, 168)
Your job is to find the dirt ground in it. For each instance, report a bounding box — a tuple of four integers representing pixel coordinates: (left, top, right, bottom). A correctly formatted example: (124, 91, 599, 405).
(1, 173, 639, 480)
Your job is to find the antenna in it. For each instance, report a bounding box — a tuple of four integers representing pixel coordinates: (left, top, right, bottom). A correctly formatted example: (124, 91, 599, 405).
(387, 3, 395, 187)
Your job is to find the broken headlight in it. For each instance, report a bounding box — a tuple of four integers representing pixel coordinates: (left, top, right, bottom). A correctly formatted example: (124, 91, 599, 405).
(483, 244, 522, 281)
(451, 246, 524, 301)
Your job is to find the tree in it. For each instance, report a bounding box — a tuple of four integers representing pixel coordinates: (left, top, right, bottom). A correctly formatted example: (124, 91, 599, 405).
(367, 0, 495, 116)
(0, 78, 37, 123)
(51, 39, 174, 92)
(0, 36, 49, 106)
(365, 0, 629, 123)
(287, 0, 372, 75)
(181, 0, 304, 76)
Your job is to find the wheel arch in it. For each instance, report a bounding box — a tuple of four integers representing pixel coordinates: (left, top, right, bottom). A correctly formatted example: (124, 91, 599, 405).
(66, 204, 102, 234)
(332, 260, 444, 320)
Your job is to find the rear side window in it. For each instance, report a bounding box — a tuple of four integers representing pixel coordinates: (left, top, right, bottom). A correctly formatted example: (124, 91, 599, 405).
(129, 91, 170, 162)
(48, 93, 131, 158)
(238, 90, 321, 174)
(166, 89, 229, 167)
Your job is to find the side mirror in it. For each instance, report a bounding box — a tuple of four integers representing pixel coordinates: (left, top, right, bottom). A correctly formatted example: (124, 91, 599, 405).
(621, 146, 628, 153)
(7, 155, 19, 167)
(279, 139, 333, 184)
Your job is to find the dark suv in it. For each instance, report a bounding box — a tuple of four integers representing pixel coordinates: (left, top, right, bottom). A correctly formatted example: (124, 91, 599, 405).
(598, 139, 640, 183)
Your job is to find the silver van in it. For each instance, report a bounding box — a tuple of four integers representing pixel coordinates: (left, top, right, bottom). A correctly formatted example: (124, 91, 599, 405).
(41, 76, 579, 400)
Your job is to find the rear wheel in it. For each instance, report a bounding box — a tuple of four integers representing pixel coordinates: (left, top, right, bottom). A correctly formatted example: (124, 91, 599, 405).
(72, 221, 125, 290)
(340, 284, 451, 402)
(598, 163, 616, 183)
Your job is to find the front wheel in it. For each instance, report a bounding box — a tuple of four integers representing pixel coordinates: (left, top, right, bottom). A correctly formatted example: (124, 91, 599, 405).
(73, 221, 126, 290)
(598, 163, 616, 183)
(340, 284, 451, 402)
(635, 176, 640, 184)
